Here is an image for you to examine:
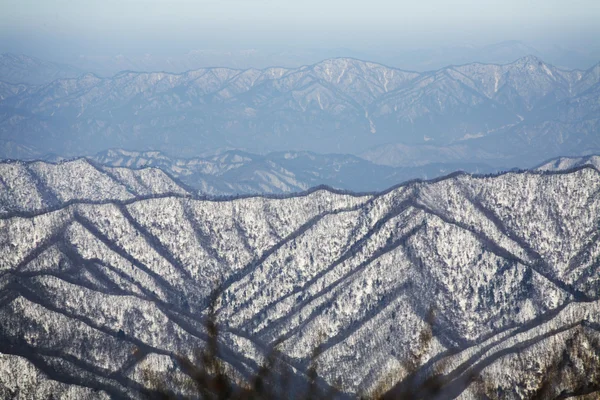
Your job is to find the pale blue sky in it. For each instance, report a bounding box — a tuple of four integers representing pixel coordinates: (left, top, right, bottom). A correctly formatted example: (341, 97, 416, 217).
(2, 0, 599, 59)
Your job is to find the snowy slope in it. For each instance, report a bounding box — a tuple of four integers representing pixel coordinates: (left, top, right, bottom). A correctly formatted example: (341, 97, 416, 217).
(0, 158, 190, 215)
(0, 164, 599, 398)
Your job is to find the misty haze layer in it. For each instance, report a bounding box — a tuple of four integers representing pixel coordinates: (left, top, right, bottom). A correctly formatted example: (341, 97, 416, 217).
(2, 0, 600, 65)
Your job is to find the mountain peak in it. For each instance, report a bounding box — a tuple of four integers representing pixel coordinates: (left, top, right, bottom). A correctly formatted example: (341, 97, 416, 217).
(312, 57, 382, 70)
(513, 54, 544, 66)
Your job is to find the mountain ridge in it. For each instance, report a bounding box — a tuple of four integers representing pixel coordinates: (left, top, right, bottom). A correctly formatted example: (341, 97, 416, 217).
(3, 155, 597, 219)
(1, 164, 599, 397)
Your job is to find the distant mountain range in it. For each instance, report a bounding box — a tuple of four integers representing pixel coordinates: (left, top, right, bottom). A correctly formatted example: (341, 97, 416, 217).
(1, 159, 599, 398)
(87, 148, 497, 195)
(4, 41, 599, 80)
(89, 150, 600, 195)
(0, 53, 84, 85)
(0, 55, 598, 169)
(373, 40, 600, 72)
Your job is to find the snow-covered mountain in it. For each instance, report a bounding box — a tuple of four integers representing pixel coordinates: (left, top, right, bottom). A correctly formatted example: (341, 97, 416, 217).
(536, 154, 600, 172)
(1, 162, 599, 398)
(1, 56, 599, 167)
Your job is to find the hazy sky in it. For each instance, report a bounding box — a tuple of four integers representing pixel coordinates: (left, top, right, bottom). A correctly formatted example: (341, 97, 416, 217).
(2, 0, 600, 59)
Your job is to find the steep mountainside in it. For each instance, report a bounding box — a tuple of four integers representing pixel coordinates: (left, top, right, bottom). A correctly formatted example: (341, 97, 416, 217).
(1, 164, 599, 398)
(0, 159, 190, 215)
(1, 56, 599, 166)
